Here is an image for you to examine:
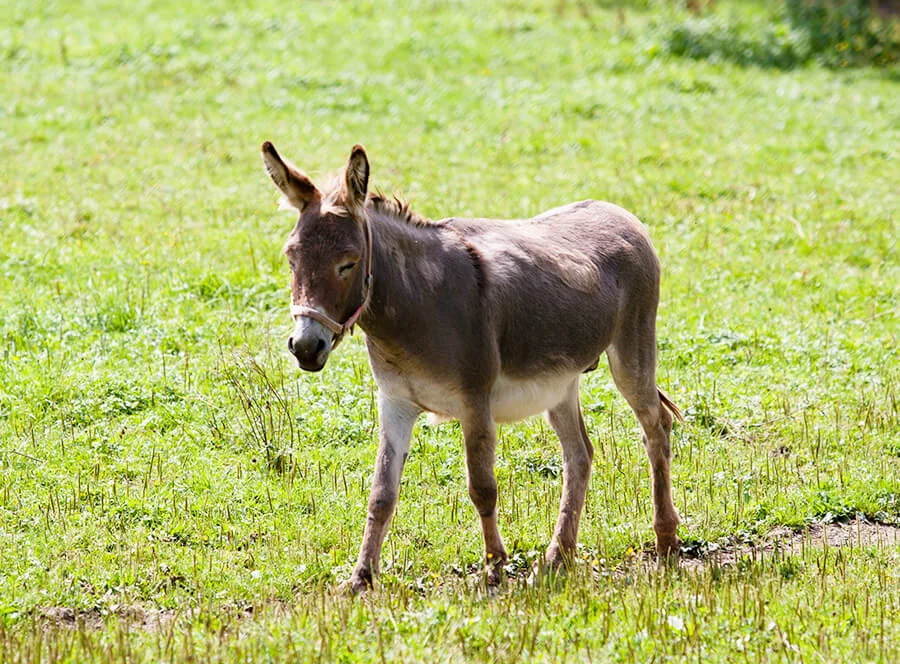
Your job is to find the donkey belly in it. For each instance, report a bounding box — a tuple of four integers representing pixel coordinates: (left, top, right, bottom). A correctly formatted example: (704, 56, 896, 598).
(374, 366, 577, 425)
(489, 372, 577, 423)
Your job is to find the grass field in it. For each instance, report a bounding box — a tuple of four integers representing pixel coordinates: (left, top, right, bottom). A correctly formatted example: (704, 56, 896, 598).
(2, 0, 899, 661)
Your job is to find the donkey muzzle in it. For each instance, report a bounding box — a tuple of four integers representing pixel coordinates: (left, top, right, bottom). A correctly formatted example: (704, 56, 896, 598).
(288, 317, 332, 372)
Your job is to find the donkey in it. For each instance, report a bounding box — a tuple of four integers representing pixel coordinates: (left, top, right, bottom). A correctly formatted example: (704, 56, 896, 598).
(261, 142, 683, 592)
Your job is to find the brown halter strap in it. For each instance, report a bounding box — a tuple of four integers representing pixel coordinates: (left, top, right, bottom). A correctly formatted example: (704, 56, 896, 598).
(289, 216, 374, 350)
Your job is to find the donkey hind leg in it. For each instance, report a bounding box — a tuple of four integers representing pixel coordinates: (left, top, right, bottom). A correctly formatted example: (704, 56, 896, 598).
(344, 396, 420, 594)
(544, 378, 594, 569)
(461, 406, 508, 586)
(606, 343, 681, 559)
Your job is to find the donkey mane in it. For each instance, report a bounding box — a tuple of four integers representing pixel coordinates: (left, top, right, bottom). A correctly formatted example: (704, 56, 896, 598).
(368, 191, 434, 228)
(315, 172, 434, 229)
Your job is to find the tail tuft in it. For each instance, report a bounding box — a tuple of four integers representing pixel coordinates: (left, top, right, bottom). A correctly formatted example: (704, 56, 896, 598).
(657, 388, 684, 424)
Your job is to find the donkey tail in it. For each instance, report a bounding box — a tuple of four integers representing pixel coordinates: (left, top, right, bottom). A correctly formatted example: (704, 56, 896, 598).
(657, 387, 684, 423)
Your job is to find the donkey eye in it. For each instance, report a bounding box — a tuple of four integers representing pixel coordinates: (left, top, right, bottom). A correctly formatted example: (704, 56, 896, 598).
(338, 261, 357, 276)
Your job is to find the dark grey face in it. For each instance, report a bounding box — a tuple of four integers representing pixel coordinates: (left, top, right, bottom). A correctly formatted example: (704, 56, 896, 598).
(287, 314, 333, 371)
(283, 210, 366, 373)
(261, 140, 371, 374)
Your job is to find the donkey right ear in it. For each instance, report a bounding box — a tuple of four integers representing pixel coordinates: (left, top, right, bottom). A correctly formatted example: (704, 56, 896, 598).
(261, 142, 321, 210)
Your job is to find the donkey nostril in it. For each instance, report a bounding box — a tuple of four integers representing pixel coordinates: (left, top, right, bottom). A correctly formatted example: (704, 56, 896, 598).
(287, 336, 295, 354)
(315, 338, 326, 354)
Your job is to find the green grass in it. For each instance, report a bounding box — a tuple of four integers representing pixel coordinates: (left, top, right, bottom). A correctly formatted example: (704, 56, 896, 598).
(1, 0, 899, 661)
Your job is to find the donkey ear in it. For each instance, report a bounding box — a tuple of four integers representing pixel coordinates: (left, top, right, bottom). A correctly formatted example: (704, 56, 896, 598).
(343, 144, 369, 214)
(261, 141, 320, 210)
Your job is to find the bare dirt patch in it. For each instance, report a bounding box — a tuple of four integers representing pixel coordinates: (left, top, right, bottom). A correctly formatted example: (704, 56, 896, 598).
(33, 601, 291, 634)
(675, 518, 900, 572)
(36, 606, 177, 633)
(613, 518, 900, 577)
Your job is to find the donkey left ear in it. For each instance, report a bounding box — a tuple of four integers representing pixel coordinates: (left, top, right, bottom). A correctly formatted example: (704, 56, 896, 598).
(261, 141, 321, 211)
(343, 144, 369, 214)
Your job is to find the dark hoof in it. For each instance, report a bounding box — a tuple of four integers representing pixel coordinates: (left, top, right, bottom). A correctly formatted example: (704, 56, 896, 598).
(485, 564, 504, 587)
(337, 571, 373, 596)
(657, 535, 682, 563)
(483, 552, 507, 587)
(527, 550, 568, 587)
(543, 545, 568, 570)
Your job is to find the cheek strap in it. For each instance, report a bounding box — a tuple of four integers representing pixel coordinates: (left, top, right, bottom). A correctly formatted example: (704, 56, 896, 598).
(289, 278, 370, 350)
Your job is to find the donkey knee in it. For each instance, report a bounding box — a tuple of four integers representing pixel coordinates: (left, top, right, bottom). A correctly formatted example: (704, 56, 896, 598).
(467, 481, 497, 517)
(565, 448, 593, 486)
(638, 405, 672, 458)
(368, 488, 398, 524)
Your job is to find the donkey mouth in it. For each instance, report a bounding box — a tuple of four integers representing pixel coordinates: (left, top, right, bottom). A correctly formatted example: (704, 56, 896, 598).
(296, 356, 327, 372)
(295, 347, 330, 372)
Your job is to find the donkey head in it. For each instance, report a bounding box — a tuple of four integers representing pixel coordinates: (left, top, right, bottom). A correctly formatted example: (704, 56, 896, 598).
(261, 142, 371, 371)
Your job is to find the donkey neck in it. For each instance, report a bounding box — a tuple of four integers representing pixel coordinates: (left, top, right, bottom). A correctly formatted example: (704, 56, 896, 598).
(357, 201, 479, 357)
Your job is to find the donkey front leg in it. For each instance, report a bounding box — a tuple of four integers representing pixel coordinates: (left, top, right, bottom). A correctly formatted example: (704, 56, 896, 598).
(345, 396, 420, 593)
(461, 407, 508, 586)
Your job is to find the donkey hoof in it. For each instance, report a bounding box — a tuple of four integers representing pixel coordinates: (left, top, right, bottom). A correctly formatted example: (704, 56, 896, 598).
(543, 546, 569, 570)
(337, 572, 373, 596)
(485, 564, 504, 588)
(656, 535, 682, 562)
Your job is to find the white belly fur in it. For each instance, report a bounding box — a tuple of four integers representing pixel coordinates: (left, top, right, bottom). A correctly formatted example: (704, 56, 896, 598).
(376, 360, 578, 425)
(489, 372, 576, 423)
(418, 372, 577, 425)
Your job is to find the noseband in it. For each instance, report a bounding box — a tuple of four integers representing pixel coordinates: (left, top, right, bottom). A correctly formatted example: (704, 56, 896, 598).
(289, 216, 374, 350)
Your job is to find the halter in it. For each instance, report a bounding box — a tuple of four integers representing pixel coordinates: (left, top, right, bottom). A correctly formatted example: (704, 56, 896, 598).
(289, 216, 374, 350)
